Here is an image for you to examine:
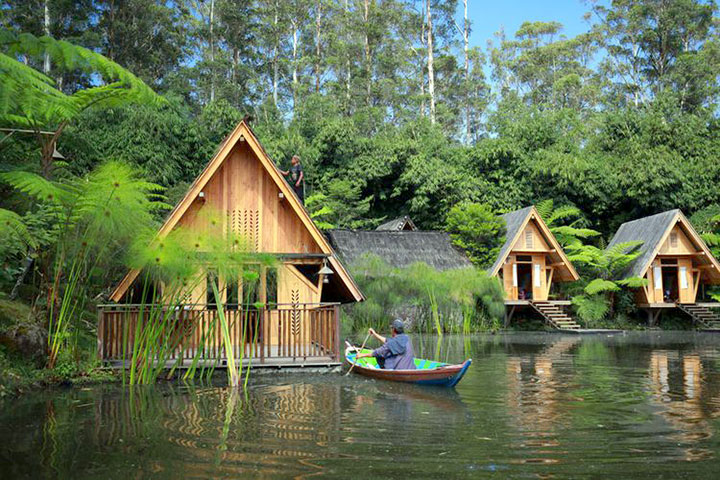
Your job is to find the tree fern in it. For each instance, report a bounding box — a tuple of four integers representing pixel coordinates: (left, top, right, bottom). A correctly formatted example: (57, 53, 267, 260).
(584, 278, 620, 295)
(0, 208, 36, 255)
(0, 31, 165, 129)
(0, 171, 75, 205)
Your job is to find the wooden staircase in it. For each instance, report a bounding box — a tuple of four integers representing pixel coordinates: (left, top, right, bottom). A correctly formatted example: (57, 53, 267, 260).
(531, 301, 581, 331)
(677, 303, 720, 331)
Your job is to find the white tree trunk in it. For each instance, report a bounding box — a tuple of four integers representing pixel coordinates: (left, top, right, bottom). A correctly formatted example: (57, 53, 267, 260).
(363, 0, 371, 105)
(43, 0, 50, 74)
(273, 3, 279, 107)
(344, 0, 351, 107)
(426, 0, 436, 124)
(292, 20, 299, 109)
(209, 0, 215, 103)
(315, 0, 322, 92)
(462, 0, 469, 142)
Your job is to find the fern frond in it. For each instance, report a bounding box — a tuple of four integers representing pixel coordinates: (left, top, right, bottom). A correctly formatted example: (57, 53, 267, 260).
(535, 199, 553, 221)
(548, 204, 582, 225)
(0, 207, 36, 249)
(617, 276, 647, 288)
(584, 278, 620, 295)
(0, 170, 75, 205)
(552, 225, 601, 238)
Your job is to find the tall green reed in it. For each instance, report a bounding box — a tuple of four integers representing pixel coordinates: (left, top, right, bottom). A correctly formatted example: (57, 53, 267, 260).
(124, 214, 275, 386)
(347, 254, 505, 334)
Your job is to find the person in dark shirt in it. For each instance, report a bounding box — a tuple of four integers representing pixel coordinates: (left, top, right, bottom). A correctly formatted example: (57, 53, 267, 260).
(356, 319, 416, 370)
(280, 155, 304, 204)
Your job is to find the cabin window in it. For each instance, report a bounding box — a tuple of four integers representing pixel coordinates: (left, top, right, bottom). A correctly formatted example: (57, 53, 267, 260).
(266, 267, 278, 306)
(661, 258, 677, 266)
(669, 233, 678, 248)
(516, 255, 532, 262)
(206, 270, 218, 310)
(226, 279, 239, 310)
(525, 229, 533, 249)
(243, 265, 261, 307)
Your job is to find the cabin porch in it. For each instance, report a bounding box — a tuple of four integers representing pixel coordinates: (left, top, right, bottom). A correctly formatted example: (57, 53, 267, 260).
(97, 303, 342, 368)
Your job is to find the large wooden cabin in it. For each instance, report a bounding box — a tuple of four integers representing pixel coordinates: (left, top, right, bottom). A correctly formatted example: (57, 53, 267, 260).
(488, 206, 579, 303)
(100, 120, 363, 366)
(607, 210, 720, 327)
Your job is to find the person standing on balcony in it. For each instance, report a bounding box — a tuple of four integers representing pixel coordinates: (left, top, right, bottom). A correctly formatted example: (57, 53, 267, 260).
(280, 155, 304, 204)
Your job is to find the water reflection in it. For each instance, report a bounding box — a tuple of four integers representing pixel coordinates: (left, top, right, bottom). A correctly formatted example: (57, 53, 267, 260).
(649, 351, 717, 461)
(2, 332, 720, 479)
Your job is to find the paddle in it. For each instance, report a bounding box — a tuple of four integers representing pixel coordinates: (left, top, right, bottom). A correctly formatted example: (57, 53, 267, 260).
(345, 331, 371, 377)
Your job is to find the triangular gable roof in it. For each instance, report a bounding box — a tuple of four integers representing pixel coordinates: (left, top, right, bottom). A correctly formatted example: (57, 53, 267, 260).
(607, 209, 720, 281)
(487, 206, 579, 282)
(110, 120, 363, 303)
(376, 216, 417, 231)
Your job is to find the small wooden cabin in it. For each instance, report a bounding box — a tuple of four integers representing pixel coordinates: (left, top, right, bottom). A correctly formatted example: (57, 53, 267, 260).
(375, 216, 417, 232)
(488, 206, 579, 302)
(607, 209, 720, 306)
(100, 120, 363, 366)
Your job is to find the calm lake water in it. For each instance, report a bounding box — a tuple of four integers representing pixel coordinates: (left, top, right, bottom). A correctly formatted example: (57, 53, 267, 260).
(2, 332, 720, 479)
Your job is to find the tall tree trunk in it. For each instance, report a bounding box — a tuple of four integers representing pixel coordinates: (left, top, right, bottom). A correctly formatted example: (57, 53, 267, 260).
(291, 20, 299, 111)
(426, 0, 436, 124)
(43, 0, 50, 74)
(363, 0, 372, 105)
(461, 0, 469, 142)
(209, 0, 215, 103)
(314, 0, 322, 93)
(344, 0, 351, 110)
(272, 3, 279, 107)
(420, 10, 426, 117)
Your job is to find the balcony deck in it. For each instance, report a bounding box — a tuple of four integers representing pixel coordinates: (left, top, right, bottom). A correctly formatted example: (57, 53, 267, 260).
(97, 303, 342, 369)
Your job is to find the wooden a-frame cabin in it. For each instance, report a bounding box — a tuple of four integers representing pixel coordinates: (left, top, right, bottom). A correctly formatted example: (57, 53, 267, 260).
(488, 206, 583, 331)
(607, 209, 720, 329)
(99, 120, 363, 367)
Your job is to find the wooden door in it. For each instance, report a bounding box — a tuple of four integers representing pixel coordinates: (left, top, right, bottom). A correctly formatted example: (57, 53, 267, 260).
(502, 258, 516, 300)
(677, 258, 694, 303)
(531, 255, 547, 301)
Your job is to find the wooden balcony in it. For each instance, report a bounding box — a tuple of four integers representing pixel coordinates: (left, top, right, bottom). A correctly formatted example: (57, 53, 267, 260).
(97, 303, 341, 368)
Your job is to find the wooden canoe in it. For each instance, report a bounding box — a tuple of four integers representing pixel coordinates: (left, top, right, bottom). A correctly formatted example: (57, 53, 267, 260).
(344, 347, 471, 387)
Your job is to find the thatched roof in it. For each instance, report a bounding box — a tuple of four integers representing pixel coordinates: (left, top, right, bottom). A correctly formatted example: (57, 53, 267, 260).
(487, 206, 579, 282)
(326, 230, 472, 271)
(376, 216, 417, 231)
(607, 209, 720, 281)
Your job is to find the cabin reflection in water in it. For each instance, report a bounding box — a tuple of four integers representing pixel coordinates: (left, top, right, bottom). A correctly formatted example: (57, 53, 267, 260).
(505, 338, 580, 458)
(90, 384, 343, 475)
(649, 351, 718, 462)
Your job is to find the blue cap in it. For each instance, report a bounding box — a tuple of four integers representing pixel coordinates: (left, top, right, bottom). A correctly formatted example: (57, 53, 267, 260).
(391, 319, 405, 333)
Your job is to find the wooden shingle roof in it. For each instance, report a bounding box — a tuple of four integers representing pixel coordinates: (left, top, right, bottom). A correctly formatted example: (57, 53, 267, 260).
(607, 209, 720, 281)
(487, 206, 579, 282)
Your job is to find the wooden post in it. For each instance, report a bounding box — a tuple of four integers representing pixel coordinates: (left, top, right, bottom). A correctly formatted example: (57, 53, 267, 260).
(333, 304, 341, 362)
(97, 306, 104, 361)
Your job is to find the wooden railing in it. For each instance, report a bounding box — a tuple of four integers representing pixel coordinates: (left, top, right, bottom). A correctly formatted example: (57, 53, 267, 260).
(97, 303, 341, 365)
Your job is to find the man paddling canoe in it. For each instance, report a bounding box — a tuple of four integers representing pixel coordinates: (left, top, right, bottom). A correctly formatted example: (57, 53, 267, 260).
(355, 319, 416, 370)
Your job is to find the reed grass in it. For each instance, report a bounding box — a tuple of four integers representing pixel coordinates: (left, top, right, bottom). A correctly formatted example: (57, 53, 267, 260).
(347, 254, 505, 334)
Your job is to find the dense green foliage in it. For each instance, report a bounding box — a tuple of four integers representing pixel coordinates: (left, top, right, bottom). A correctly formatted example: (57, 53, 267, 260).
(446, 202, 505, 268)
(3, 0, 719, 238)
